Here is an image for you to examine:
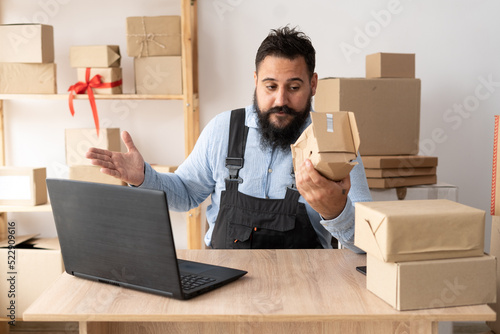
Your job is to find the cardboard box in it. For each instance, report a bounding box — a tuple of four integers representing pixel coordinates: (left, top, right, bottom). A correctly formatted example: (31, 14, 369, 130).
(487, 215, 500, 332)
(126, 16, 181, 57)
(69, 165, 126, 186)
(367, 253, 496, 311)
(0, 24, 54, 63)
(362, 155, 438, 169)
(291, 112, 360, 181)
(366, 174, 437, 189)
(366, 53, 415, 78)
(70, 45, 121, 68)
(355, 199, 485, 262)
(314, 78, 421, 156)
(0, 63, 57, 94)
(134, 56, 182, 95)
(0, 235, 63, 319)
(76, 67, 122, 94)
(65, 128, 121, 166)
(365, 166, 436, 178)
(370, 182, 458, 201)
(151, 165, 178, 173)
(0, 167, 47, 206)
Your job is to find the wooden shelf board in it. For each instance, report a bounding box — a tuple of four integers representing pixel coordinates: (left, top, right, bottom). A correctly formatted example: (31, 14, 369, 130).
(0, 203, 52, 213)
(0, 94, 184, 101)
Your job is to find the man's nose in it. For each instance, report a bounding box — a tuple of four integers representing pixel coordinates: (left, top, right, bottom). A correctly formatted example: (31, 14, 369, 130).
(274, 87, 289, 106)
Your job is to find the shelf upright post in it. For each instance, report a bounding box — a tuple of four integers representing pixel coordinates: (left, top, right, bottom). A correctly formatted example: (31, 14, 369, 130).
(181, 0, 202, 249)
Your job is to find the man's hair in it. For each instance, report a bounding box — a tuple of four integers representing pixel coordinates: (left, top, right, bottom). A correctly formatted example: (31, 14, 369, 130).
(255, 26, 316, 78)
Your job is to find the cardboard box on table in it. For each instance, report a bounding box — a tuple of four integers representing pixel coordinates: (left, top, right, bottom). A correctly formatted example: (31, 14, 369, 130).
(0, 24, 54, 63)
(291, 112, 360, 181)
(366, 52, 415, 78)
(367, 253, 496, 311)
(76, 67, 122, 94)
(151, 165, 178, 173)
(314, 78, 421, 156)
(0, 235, 63, 319)
(126, 16, 181, 57)
(0, 167, 47, 206)
(0, 63, 57, 94)
(69, 165, 126, 186)
(367, 174, 437, 189)
(354, 199, 485, 262)
(65, 128, 121, 166)
(70, 45, 121, 68)
(134, 56, 182, 95)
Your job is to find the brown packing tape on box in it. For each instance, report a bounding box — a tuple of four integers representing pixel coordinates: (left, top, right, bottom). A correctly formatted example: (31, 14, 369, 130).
(366, 174, 437, 189)
(134, 56, 182, 95)
(0, 167, 47, 206)
(291, 112, 360, 181)
(0, 24, 54, 63)
(70, 45, 121, 68)
(315, 78, 421, 156)
(366, 52, 415, 78)
(354, 199, 485, 262)
(126, 16, 181, 57)
(0, 63, 57, 94)
(487, 215, 500, 332)
(367, 253, 496, 311)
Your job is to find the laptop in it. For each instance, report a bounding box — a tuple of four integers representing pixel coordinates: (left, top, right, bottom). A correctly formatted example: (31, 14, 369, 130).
(46, 178, 247, 300)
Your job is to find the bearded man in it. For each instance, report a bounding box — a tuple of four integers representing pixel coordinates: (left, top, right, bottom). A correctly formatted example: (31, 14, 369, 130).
(86, 26, 371, 250)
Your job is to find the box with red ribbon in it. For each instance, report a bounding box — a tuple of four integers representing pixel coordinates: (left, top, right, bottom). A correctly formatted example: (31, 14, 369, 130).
(126, 16, 181, 58)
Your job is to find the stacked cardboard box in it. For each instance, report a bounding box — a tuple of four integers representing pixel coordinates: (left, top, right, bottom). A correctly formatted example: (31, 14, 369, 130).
(0, 24, 57, 93)
(65, 128, 125, 186)
(69, 45, 123, 94)
(314, 53, 437, 189)
(126, 16, 183, 95)
(0, 167, 47, 206)
(355, 199, 495, 311)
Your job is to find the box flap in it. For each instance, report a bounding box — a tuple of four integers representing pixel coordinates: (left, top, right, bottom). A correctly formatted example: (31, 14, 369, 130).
(24, 237, 61, 250)
(310, 112, 358, 153)
(0, 234, 39, 248)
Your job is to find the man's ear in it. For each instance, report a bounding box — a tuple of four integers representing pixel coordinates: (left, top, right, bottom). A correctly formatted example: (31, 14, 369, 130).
(254, 71, 258, 87)
(311, 72, 318, 96)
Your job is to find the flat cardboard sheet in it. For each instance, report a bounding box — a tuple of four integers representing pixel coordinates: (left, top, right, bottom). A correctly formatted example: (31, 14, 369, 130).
(364, 166, 436, 178)
(362, 155, 438, 169)
(366, 174, 437, 189)
(367, 253, 496, 311)
(315, 78, 421, 156)
(0, 24, 54, 63)
(291, 112, 360, 181)
(355, 199, 485, 262)
(70, 45, 121, 67)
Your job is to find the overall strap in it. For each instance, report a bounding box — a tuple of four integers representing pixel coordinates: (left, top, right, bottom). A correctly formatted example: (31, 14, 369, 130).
(225, 108, 249, 183)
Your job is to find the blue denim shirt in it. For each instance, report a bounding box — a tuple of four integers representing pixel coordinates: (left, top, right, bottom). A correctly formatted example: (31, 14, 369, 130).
(140, 105, 372, 250)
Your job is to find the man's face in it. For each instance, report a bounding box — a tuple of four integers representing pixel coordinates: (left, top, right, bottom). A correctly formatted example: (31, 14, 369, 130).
(254, 55, 318, 150)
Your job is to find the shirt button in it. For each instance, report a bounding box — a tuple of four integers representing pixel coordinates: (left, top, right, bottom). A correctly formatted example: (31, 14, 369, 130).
(268, 168, 273, 173)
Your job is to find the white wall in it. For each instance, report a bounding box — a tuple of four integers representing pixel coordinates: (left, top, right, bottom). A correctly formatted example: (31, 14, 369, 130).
(2, 0, 500, 252)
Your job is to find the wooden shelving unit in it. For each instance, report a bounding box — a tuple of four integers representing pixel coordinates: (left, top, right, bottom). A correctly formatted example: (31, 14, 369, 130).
(0, 0, 202, 249)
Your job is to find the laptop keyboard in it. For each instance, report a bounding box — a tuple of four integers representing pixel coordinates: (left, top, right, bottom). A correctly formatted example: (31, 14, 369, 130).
(180, 274, 216, 291)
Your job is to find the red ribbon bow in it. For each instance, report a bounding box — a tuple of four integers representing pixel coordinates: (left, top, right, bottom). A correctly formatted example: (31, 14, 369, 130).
(68, 68, 123, 137)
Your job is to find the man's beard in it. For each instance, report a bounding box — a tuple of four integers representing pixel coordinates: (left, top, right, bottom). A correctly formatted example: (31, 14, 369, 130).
(254, 91, 312, 152)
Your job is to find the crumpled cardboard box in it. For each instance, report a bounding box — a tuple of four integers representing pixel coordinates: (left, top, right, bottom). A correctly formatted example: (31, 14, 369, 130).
(355, 199, 485, 262)
(291, 111, 360, 181)
(70, 45, 121, 68)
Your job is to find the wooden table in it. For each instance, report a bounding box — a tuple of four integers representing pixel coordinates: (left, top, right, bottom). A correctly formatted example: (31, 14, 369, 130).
(23, 249, 495, 334)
